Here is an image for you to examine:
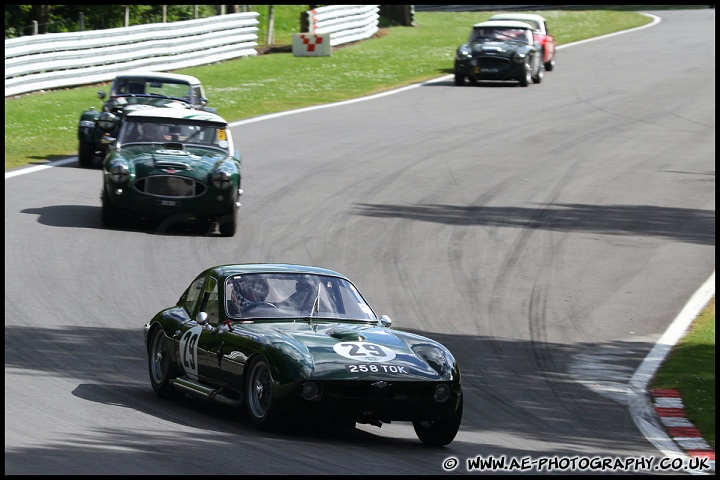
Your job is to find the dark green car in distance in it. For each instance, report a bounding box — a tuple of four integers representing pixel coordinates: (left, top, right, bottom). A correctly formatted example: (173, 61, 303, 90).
(454, 20, 544, 87)
(101, 109, 242, 236)
(144, 263, 464, 446)
(77, 71, 216, 168)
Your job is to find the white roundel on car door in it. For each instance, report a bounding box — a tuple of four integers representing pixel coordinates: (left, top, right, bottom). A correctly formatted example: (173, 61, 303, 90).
(179, 325, 203, 381)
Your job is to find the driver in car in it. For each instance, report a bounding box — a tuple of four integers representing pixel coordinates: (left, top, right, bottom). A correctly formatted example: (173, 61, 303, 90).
(227, 277, 271, 316)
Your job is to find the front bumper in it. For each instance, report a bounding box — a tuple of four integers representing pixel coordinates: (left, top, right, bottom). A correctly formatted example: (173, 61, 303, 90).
(103, 179, 239, 220)
(455, 57, 525, 81)
(278, 379, 462, 424)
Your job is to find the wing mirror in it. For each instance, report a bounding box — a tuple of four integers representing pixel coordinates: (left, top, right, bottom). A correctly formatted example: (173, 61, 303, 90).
(196, 311, 208, 325)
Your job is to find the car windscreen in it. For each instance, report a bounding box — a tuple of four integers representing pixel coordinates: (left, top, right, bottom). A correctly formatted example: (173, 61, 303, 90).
(113, 78, 192, 100)
(120, 119, 230, 153)
(470, 27, 531, 44)
(225, 273, 378, 321)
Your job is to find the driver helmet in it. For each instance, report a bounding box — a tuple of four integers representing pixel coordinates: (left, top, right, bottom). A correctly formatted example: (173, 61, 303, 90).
(233, 277, 269, 305)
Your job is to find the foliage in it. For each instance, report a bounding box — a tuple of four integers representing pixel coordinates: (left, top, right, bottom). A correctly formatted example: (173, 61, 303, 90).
(4, 5, 293, 37)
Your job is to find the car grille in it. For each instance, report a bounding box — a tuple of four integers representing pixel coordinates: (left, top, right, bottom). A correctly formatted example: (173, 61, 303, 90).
(134, 175, 206, 198)
(477, 56, 510, 68)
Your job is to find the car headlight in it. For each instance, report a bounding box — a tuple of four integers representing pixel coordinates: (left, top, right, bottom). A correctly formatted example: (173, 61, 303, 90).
(109, 162, 129, 183)
(79, 120, 95, 128)
(97, 112, 117, 130)
(211, 169, 232, 190)
(513, 51, 527, 63)
(455, 44, 471, 60)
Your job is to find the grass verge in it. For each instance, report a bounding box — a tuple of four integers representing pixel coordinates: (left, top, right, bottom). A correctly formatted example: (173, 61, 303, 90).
(650, 297, 715, 450)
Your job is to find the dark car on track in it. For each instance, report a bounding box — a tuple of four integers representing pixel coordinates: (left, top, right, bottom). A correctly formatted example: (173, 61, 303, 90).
(77, 71, 216, 168)
(454, 20, 544, 87)
(101, 108, 242, 236)
(144, 263, 464, 446)
(489, 13, 557, 72)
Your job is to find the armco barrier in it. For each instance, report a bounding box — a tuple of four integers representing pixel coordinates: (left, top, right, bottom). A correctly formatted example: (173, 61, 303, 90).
(5, 12, 260, 98)
(308, 5, 379, 47)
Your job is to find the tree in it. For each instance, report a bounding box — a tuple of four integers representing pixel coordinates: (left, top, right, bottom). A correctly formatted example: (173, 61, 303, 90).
(4, 5, 219, 37)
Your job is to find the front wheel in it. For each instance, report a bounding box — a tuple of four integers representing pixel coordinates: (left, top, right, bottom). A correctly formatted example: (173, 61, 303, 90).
(148, 326, 184, 399)
(532, 64, 544, 84)
(101, 190, 123, 228)
(245, 355, 281, 431)
(544, 54, 555, 72)
(78, 141, 97, 168)
(518, 65, 531, 87)
(412, 395, 463, 447)
(218, 204, 237, 237)
(454, 73, 465, 86)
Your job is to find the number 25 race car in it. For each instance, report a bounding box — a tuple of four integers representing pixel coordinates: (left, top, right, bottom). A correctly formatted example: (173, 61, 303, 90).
(144, 263, 463, 446)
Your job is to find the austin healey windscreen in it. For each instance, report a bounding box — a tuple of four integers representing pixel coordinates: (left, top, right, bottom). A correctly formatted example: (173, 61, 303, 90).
(225, 273, 378, 321)
(470, 27, 532, 44)
(112, 77, 192, 101)
(119, 119, 231, 153)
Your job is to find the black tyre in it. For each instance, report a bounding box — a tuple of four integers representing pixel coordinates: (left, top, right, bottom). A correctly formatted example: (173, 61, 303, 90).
(101, 190, 122, 228)
(454, 73, 465, 86)
(544, 54, 555, 72)
(245, 355, 281, 431)
(78, 141, 97, 168)
(532, 63, 544, 84)
(518, 64, 531, 87)
(148, 326, 184, 399)
(218, 205, 237, 237)
(412, 395, 463, 447)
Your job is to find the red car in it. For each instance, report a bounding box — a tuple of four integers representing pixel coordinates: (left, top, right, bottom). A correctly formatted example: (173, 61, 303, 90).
(490, 13, 556, 71)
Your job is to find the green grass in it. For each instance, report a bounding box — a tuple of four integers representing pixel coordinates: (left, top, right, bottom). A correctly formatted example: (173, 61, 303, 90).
(4, 5, 714, 449)
(651, 298, 715, 450)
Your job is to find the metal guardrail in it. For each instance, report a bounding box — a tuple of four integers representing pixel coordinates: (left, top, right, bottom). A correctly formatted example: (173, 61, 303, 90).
(308, 5, 380, 47)
(5, 12, 260, 98)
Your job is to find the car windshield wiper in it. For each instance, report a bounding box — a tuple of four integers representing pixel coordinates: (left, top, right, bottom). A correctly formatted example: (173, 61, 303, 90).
(306, 283, 322, 324)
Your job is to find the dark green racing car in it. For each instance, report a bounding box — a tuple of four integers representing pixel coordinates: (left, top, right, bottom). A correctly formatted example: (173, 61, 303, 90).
(144, 263, 464, 446)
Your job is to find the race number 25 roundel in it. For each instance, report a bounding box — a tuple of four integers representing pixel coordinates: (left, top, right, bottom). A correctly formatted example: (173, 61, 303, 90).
(333, 341, 396, 362)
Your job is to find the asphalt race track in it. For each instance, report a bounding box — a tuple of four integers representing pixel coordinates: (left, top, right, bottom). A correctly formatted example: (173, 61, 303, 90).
(4, 8, 715, 475)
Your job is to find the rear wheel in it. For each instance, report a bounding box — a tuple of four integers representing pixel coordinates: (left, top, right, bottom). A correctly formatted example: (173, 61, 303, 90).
(148, 327, 184, 399)
(412, 395, 463, 447)
(78, 141, 97, 168)
(245, 355, 281, 431)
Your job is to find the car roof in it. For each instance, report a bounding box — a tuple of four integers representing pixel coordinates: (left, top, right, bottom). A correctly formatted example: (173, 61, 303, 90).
(210, 263, 348, 279)
(489, 13, 546, 22)
(472, 20, 534, 30)
(114, 71, 202, 85)
(124, 108, 227, 124)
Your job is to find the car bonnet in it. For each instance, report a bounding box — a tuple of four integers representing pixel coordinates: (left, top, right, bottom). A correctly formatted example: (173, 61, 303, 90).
(237, 321, 456, 381)
(122, 145, 230, 178)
